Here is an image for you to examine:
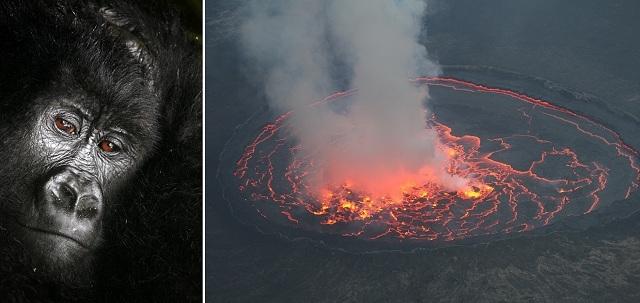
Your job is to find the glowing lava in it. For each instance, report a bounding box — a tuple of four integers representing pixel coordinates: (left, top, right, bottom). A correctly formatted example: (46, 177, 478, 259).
(230, 77, 639, 242)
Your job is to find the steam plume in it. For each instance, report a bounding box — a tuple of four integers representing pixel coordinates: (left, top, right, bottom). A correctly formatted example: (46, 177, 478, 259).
(240, 0, 466, 201)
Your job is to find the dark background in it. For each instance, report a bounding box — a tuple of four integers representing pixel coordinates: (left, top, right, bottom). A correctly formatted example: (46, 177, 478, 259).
(206, 1, 640, 302)
(170, 0, 201, 36)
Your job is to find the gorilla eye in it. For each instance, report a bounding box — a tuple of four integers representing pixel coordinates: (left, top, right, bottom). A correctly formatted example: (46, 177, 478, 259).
(54, 116, 77, 135)
(98, 139, 120, 153)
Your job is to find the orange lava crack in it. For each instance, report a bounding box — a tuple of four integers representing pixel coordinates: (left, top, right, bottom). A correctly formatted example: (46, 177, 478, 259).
(233, 77, 640, 241)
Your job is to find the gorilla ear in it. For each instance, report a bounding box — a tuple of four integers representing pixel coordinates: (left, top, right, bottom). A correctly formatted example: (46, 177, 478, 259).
(98, 7, 157, 89)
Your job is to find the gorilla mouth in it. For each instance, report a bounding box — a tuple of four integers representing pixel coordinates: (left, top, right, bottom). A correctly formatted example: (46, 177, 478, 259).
(15, 221, 92, 250)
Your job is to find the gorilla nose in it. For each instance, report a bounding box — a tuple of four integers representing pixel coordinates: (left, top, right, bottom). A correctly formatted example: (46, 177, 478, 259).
(45, 168, 103, 221)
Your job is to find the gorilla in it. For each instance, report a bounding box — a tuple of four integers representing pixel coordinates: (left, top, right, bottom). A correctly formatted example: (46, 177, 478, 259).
(0, 0, 201, 301)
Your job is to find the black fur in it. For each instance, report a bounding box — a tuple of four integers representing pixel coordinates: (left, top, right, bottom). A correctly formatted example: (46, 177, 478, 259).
(0, 0, 201, 301)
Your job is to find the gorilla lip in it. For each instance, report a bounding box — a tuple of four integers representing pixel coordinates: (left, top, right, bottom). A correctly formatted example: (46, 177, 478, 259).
(15, 220, 92, 250)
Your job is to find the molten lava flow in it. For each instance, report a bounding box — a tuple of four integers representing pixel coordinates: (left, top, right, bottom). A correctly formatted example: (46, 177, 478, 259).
(233, 77, 640, 242)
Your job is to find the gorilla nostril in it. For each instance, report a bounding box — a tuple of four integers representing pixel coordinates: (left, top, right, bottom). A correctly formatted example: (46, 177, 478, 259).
(76, 206, 99, 219)
(51, 183, 78, 211)
(75, 195, 101, 220)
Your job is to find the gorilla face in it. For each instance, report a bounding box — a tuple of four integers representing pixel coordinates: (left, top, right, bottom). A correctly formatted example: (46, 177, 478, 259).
(11, 90, 151, 262)
(0, 72, 159, 279)
(0, 1, 164, 283)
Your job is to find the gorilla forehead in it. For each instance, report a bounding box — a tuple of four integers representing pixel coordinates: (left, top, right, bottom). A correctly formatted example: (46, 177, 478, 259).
(2, 1, 162, 148)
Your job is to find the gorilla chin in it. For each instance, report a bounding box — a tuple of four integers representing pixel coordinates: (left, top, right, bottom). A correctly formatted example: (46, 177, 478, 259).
(20, 225, 96, 277)
(3, 217, 97, 285)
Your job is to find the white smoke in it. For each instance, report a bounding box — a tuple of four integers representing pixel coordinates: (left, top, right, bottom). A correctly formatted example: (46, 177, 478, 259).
(240, 0, 466, 200)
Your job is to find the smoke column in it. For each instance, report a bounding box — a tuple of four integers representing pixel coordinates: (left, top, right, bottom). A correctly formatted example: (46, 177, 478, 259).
(240, 0, 467, 202)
